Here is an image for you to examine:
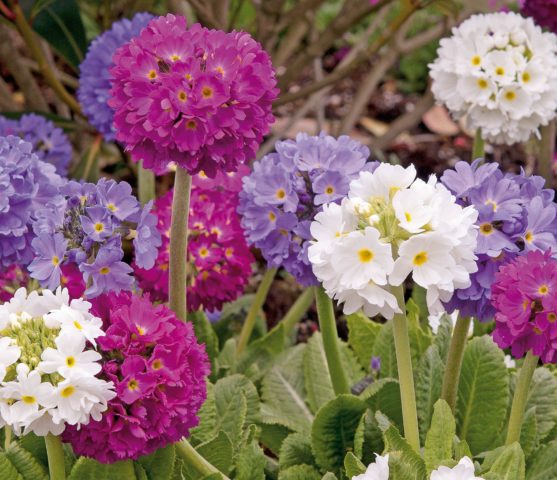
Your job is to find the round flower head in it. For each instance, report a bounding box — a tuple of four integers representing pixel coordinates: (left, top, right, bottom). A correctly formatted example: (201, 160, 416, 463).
(430, 457, 484, 480)
(429, 12, 557, 144)
(491, 250, 557, 363)
(441, 160, 557, 321)
(0, 114, 72, 176)
(521, 0, 557, 34)
(28, 178, 161, 298)
(239, 132, 373, 286)
(63, 292, 210, 463)
(134, 172, 253, 312)
(0, 266, 28, 303)
(109, 14, 278, 176)
(0, 287, 114, 436)
(0, 135, 65, 268)
(78, 13, 154, 140)
(308, 163, 479, 318)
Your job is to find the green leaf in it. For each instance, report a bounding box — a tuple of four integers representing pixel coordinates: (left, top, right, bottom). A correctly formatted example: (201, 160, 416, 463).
(31, 0, 87, 69)
(524, 367, 557, 442)
(196, 432, 234, 476)
(278, 465, 321, 480)
(520, 408, 538, 461)
(18, 434, 47, 468)
(526, 440, 557, 480)
(279, 433, 316, 470)
(346, 313, 381, 370)
(424, 400, 455, 474)
(361, 378, 403, 432)
(5, 444, 48, 480)
(215, 374, 260, 427)
(453, 438, 472, 461)
(432, 314, 453, 363)
(484, 443, 525, 480)
(237, 324, 286, 380)
(382, 425, 426, 478)
(138, 445, 175, 480)
(215, 391, 247, 452)
(189, 311, 219, 376)
(388, 450, 426, 480)
(216, 338, 237, 377)
(410, 285, 429, 324)
(134, 463, 149, 480)
(359, 411, 384, 465)
(406, 299, 433, 366)
(261, 344, 313, 434)
(321, 474, 338, 480)
(68, 458, 136, 480)
(0, 453, 22, 480)
(416, 345, 444, 442)
(344, 452, 366, 478)
(191, 381, 217, 445)
(371, 321, 398, 379)
(456, 336, 510, 455)
(259, 422, 292, 456)
(311, 395, 367, 473)
(235, 440, 266, 480)
(215, 295, 266, 346)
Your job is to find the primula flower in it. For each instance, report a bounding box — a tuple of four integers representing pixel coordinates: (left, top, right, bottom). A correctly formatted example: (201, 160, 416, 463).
(0, 288, 114, 436)
(442, 160, 557, 321)
(0, 265, 29, 302)
(63, 292, 210, 463)
(134, 173, 253, 312)
(109, 14, 278, 176)
(430, 457, 484, 480)
(29, 178, 160, 298)
(239, 132, 374, 286)
(352, 454, 389, 480)
(429, 12, 557, 144)
(491, 250, 557, 363)
(521, 0, 557, 34)
(0, 114, 72, 176)
(78, 13, 154, 140)
(0, 136, 65, 268)
(309, 164, 478, 318)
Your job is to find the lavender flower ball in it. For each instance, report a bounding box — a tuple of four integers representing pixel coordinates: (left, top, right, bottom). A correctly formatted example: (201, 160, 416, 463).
(78, 13, 154, 140)
(238, 132, 375, 286)
(0, 135, 65, 268)
(0, 114, 72, 176)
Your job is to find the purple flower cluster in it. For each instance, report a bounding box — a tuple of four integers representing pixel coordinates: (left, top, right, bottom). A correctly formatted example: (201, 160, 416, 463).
(29, 178, 161, 297)
(63, 292, 210, 463)
(78, 13, 154, 141)
(0, 114, 72, 176)
(441, 160, 557, 320)
(521, 0, 557, 34)
(109, 14, 278, 176)
(0, 135, 65, 268)
(238, 132, 374, 286)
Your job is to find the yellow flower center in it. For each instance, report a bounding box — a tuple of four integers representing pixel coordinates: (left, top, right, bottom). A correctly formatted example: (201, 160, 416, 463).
(522, 72, 531, 83)
(22, 395, 36, 404)
(505, 91, 516, 101)
(477, 78, 488, 89)
(52, 255, 60, 267)
(199, 247, 209, 258)
(127, 379, 139, 391)
(225, 247, 234, 257)
(66, 356, 76, 367)
(152, 359, 163, 370)
(471, 55, 481, 66)
(136, 325, 145, 336)
(177, 90, 188, 102)
(276, 188, 286, 200)
(99, 266, 111, 275)
(413, 251, 428, 266)
(170, 54, 181, 61)
(538, 284, 549, 295)
(404, 212, 412, 222)
(186, 120, 197, 130)
(325, 186, 334, 195)
(268, 211, 276, 221)
(549, 313, 557, 323)
(107, 203, 117, 212)
(73, 320, 83, 330)
(94, 223, 104, 233)
(480, 223, 494, 235)
(202, 86, 214, 99)
(61, 386, 75, 398)
(147, 69, 157, 80)
(525, 231, 534, 243)
(358, 249, 374, 263)
(495, 67, 505, 76)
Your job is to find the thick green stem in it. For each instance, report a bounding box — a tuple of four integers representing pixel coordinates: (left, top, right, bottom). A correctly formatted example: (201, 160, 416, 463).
(506, 351, 539, 445)
(4, 426, 11, 449)
(45, 434, 66, 480)
(472, 128, 485, 160)
(176, 439, 231, 480)
(539, 120, 555, 188)
(169, 167, 192, 322)
(391, 285, 420, 452)
(282, 286, 315, 337)
(441, 316, 472, 413)
(138, 160, 156, 205)
(315, 287, 350, 395)
(236, 268, 277, 357)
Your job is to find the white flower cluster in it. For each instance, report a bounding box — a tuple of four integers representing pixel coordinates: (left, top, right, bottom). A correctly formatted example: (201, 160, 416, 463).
(353, 455, 484, 480)
(0, 288, 114, 436)
(429, 12, 557, 144)
(308, 164, 478, 318)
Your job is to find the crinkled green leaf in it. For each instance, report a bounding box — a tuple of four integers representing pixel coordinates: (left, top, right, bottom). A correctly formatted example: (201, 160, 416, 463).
(259, 422, 292, 456)
(526, 440, 557, 480)
(196, 432, 234, 476)
(361, 378, 403, 432)
(235, 439, 266, 480)
(344, 452, 366, 478)
(215, 374, 260, 427)
(346, 313, 381, 370)
(416, 345, 444, 442)
(189, 311, 219, 376)
(5, 443, 48, 480)
(191, 381, 216, 445)
(278, 465, 321, 480)
(432, 314, 453, 364)
(371, 321, 398, 379)
(524, 367, 557, 443)
(279, 432, 316, 470)
(520, 408, 538, 461)
(382, 425, 426, 479)
(0, 453, 22, 480)
(424, 400, 455, 474)
(68, 458, 136, 479)
(484, 443, 525, 480)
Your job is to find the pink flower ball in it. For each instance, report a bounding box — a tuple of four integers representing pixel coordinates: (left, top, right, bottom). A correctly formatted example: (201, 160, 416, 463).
(62, 292, 210, 463)
(109, 14, 278, 177)
(491, 250, 557, 363)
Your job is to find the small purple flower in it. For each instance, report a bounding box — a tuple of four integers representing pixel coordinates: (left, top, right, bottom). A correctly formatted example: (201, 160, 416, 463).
(371, 356, 381, 372)
(28, 233, 67, 290)
(133, 201, 162, 270)
(441, 159, 499, 197)
(96, 178, 140, 221)
(80, 243, 134, 298)
(80, 206, 113, 242)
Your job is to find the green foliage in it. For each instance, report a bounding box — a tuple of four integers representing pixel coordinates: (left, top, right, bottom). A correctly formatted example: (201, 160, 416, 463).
(524, 368, 557, 443)
(68, 458, 136, 479)
(361, 378, 403, 432)
(416, 345, 444, 442)
(424, 400, 455, 474)
(526, 440, 557, 480)
(138, 445, 175, 480)
(343, 452, 366, 478)
(278, 464, 321, 480)
(235, 437, 266, 480)
(346, 312, 381, 370)
(4, 444, 48, 480)
(189, 311, 220, 377)
(371, 320, 398, 378)
(279, 433, 316, 470)
(482, 443, 525, 480)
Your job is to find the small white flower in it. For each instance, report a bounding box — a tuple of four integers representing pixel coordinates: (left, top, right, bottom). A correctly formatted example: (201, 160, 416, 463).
(336, 283, 401, 320)
(430, 457, 484, 480)
(44, 305, 104, 346)
(349, 164, 416, 202)
(504, 355, 516, 369)
(0, 337, 20, 381)
(353, 453, 389, 480)
(23, 410, 65, 437)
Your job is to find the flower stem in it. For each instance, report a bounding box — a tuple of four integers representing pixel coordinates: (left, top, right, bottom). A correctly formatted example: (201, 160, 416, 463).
(506, 350, 539, 445)
(169, 167, 192, 322)
(176, 439, 231, 480)
(4, 426, 11, 449)
(539, 120, 555, 188)
(391, 284, 420, 452)
(314, 287, 350, 395)
(45, 434, 66, 480)
(282, 286, 315, 338)
(472, 128, 485, 160)
(137, 160, 156, 205)
(441, 316, 472, 413)
(236, 268, 277, 357)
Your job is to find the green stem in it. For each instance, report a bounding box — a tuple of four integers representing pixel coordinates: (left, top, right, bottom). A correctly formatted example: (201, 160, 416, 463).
(236, 268, 277, 357)
(176, 439, 231, 480)
(441, 316, 472, 413)
(282, 286, 315, 337)
(506, 350, 539, 445)
(472, 128, 485, 160)
(539, 120, 555, 188)
(45, 434, 66, 480)
(169, 167, 192, 322)
(314, 287, 350, 395)
(391, 285, 420, 452)
(138, 160, 156, 205)
(4, 426, 11, 450)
